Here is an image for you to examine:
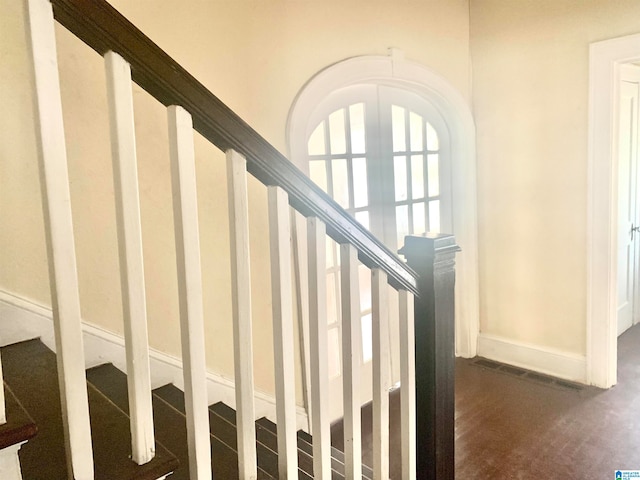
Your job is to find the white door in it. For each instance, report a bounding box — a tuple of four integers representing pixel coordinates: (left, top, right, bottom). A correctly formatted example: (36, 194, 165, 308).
(305, 84, 451, 421)
(617, 64, 640, 336)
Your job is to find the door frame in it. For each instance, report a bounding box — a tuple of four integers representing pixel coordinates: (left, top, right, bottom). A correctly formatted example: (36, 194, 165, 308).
(615, 65, 640, 337)
(587, 32, 640, 388)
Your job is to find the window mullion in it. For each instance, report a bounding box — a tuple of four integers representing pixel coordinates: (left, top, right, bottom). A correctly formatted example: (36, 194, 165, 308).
(404, 109, 414, 235)
(365, 90, 387, 245)
(422, 122, 429, 233)
(344, 107, 355, 211)
(323, 120, 334, 198)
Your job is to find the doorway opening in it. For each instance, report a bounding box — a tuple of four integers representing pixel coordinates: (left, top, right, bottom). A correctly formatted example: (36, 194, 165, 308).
(301, 83, 453, 420)
(616, 64, 640, 338)
(587, 33, 640, 388)
(287, 51, 479, 421)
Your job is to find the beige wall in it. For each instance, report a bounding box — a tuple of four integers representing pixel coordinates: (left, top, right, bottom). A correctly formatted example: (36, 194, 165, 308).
(470, 0, 640, 355)
(0, 0, 470, 402)
(11, 0, 640, 396)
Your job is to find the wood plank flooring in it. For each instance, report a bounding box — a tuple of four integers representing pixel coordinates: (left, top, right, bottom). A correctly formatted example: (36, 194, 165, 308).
(454, 324, 640, 478)
(333, 323, 640, 479)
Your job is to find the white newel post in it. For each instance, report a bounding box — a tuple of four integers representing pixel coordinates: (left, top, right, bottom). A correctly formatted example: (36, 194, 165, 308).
(372, 269, 390, 480)
(399, 290, 416, 480)
(105, 50, 155, 465)
(24, 0, 95, 478)
(168, 106, 212, 480)
(340, 244, 362, 480)
(307, 218, 332, 480)
(268, 187, 299, 479)
(226, 149, 258, 480)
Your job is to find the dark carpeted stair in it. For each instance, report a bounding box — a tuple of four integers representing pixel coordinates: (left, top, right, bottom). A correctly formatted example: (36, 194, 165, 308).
(0, 339, 178, 480)
(2, 338, 374, 479)
(88, 362, 374, 479)
(254, 416, 374, 480)
(88, 363, 279, 479)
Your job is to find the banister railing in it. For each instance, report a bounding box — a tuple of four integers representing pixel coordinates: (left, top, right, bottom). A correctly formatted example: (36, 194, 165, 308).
(49, 0, 418, 296)
(21, 0, 457, 479)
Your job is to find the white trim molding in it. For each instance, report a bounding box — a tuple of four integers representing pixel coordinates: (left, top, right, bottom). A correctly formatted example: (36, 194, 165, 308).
(0, 289, 309, 430)
(478, 334, 587, 384)
(287, 51, 480, 359)
(587, 32, 640, 388)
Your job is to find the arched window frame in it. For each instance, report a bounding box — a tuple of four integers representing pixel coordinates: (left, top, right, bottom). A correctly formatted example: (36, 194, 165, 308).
(287, 51, 480, 360)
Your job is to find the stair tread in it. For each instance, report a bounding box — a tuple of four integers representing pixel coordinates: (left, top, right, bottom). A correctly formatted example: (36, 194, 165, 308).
(153, 383, 186, 413)
(88, 364, 368, 480)
(253, 419, 317, 475)
(87, 364, 191, 480)
(254, 417, 374, 480)
(89, 365, 274, 479)
(215, 405, 370, 480)
(1, 339, 178, 480)
(0, 383, 38, 449)
(210, 400, 236, 422)
(86, 363, 130, 412)
(154, 385, 280, 479)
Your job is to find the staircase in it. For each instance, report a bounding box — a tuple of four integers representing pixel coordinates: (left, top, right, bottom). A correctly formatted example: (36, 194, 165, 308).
(1, 339, 178, 480)
(2, 0, 459, 478)
(0, 369, 37, 479)
(1, 338, 377, 479)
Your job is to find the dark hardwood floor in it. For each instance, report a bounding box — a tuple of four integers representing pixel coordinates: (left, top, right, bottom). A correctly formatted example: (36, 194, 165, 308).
(454, 323, 640, 478)
(333, 323, 640, 479)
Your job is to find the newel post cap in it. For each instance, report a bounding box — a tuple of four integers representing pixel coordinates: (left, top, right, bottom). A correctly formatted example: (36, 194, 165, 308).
(398, 233, 460, 264)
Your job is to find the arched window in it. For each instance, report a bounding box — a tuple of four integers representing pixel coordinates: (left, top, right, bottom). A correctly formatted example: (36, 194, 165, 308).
(304, 84, 452, 251)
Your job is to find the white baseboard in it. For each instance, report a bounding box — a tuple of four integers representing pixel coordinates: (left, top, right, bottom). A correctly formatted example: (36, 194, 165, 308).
(477, 333, 587, 383)
(0, 289, 309, 431)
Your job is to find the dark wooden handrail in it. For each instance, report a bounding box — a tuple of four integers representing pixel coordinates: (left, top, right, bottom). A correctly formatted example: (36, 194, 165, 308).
(50, 0, 418, 295)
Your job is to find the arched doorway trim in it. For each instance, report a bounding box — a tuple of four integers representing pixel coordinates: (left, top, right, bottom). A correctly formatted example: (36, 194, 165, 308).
(287, 51, 480, 359)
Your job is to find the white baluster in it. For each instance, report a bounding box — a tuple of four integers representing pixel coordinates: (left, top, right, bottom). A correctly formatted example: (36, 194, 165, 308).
(399, 290, 416, 480)
(24, 0, 94, 477)
(307, 218, 331, 480)
(168, 105, 212, 480)
(105, 50, 155, 465)
(372, 269, 390, 480)
(226, 149, 258, 480)
(291, 210, 312, 433)
(340, 244, 362, 480)
(268, 187, 298, 479)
